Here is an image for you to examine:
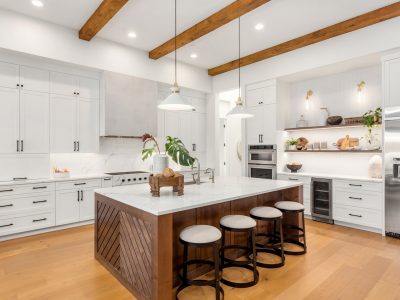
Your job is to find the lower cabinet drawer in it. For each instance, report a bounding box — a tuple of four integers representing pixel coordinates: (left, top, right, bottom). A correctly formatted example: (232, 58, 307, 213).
(334, 189, 381, 210)
(0, 193, 55, 216)
(56, 179, 101, 191)
(277, 174, 311, 184)
(0, 211, 55, 236)
(333, 205, 381, 228)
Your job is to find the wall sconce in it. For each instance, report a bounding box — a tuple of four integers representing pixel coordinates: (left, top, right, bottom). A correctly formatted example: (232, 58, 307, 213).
(357, 80, 366, 104)
(305, 90, 313, 110)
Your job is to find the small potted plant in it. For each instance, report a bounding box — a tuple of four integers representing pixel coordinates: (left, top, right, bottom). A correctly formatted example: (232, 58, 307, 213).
(362, 107, 382, 150)
(142, 134, 194, 173)
(287, 139, 298, 151)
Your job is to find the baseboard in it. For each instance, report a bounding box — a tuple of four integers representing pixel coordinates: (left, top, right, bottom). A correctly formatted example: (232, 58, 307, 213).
(0, 220, 94, 242)
(331, 220, 382, 234)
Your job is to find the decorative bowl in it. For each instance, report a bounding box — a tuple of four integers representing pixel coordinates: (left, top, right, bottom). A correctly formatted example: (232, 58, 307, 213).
(327, 116, 343, 125)
(286, 164, 302, 173)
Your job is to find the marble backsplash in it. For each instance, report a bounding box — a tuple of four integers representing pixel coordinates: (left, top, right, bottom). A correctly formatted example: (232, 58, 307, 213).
(50, 137, 183, 176)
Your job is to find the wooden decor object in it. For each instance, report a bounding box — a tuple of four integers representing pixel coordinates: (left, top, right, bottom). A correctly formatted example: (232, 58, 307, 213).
(79, 0, 129, 41)
(337, 135, 360, 150)
(208, 2, 400, 76)
(149, 174, 184, 197)
(149, 0, 270, 59)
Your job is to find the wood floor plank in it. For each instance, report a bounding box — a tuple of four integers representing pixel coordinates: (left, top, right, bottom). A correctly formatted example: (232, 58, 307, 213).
(1, 221, 400, 300)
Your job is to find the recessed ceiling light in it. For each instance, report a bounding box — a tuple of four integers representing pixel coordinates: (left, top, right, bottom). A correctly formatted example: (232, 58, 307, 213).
(31, 0, 44, 7)
(254, 23, 264, 31)
(128, 32, 137, 39)
(190, 53, 198, 59)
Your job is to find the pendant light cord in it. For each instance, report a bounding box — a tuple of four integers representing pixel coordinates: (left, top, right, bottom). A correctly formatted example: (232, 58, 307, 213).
(238, 17, 241, 100)
(174, 0, 177, 85)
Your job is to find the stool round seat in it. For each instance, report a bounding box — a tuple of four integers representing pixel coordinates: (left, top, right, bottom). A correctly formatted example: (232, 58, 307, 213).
(220, 215, 256, 229)
(275, 201, 304, 211)
(179, 225, 221, 244)
(250, 206, 282, 219)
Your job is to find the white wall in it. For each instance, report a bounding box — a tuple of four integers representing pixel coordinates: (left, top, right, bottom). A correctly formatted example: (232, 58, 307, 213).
(286, 65, 382, 128)
(0, 8, 212, 93)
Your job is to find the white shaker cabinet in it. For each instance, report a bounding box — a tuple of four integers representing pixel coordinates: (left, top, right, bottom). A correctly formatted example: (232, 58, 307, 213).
(50, 95, 99, 153)
(79, 189, 96, 221)
(78, 77, 99, 99)
(77, 99, 99, 153)
(20, 66, 49, 93)
(246, 104, 277, 145)
(50, 72, 78, 96)
(55, 190, 80, 225)
(0, 87, 19, 154)
(19, 90, 50, 153)
(0, 61, 19, 89)
(246, 81, 277, 108)
(50, 95, 77, 153)
(384, 56, 400, 108)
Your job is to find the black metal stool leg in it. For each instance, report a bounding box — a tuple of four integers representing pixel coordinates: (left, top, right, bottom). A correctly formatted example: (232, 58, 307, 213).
(302, 211, 307, 253)
(213, 243, 221, 300)
(220, 229, 225, 271)
(251, 229, 257, 279)
(279, 219, 285, 263)
(182, 243, 188, 284)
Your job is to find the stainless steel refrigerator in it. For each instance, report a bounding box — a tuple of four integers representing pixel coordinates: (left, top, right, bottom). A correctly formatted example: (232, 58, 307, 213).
(385, 107, 400, 238)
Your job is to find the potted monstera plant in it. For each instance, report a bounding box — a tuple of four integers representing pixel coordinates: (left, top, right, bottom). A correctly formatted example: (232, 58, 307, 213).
(142, 134, 194, 173)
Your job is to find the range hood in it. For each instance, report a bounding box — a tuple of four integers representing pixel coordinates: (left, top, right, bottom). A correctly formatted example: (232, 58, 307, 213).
(101, 71, 158, 138)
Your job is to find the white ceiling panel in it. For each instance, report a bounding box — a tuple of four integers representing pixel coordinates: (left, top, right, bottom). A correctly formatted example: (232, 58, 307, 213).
(0, 0, 397, 69)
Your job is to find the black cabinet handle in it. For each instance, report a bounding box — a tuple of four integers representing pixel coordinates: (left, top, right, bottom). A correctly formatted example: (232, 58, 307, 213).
(77, 141, 80, 152)
(349, 196, 362, 200)
(74, 183, 86, 186)
(33, 186, 47, 190)
(33, 218, 47, 223)
(33, 200, 47, 204)
(103, 178, 111, 181)
(77, 190, 80, 202)
(260, 135, 263, 143)
(21, 140, 24, 152)
(16, 84, 20, 87)
(80, 190, 83, 201)
(289, 178, 299, 181)
(349, 184, 362, 187)
(0, 223, 13, 228)
(0, 189, 13, 193)
(349, 213, 362, 218)
(17, 140, 19, 152)
(0, 204, 13, 208)
(74, 92, 76, 95)
(74, 141, 76, 152)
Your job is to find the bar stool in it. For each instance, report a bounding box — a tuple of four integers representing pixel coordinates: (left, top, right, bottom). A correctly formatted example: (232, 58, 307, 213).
(249, 206, 285, 268)
(219, 215, 259, 288)
(176, 225, 224, 300)
(274, 201, 307, 255)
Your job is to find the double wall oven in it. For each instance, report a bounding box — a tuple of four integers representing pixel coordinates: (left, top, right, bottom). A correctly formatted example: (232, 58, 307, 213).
(248, 145, 277, 180)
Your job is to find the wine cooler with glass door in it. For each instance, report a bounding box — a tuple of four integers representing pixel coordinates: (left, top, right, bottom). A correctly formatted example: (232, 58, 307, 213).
(311, 178, 333, 224)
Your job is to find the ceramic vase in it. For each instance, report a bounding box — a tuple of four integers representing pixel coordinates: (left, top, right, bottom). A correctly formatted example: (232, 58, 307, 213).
(368, 155, 382, 178)
(153, 154, 169, 173)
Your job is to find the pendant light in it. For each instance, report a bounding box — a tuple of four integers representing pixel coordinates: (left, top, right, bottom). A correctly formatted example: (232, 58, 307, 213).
(158, 0, 195, 111)
(226, 17, 253, 119)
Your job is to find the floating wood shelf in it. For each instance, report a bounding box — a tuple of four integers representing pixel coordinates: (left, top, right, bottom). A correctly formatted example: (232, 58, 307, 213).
(284, 124, 366, 131)
(285, 150, 382, 153)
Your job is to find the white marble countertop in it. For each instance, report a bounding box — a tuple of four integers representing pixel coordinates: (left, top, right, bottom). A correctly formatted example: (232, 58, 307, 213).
(95, 176, 303, 216)
(277, 172, 383, 183)
(0, 174, 111, 186)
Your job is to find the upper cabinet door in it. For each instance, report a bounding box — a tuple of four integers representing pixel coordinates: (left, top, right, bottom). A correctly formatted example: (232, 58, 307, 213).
(0, 61, 19, 89)
(19, 90, 50, 154)
(50, 94, 77, 153)
(50, 72, 78, 96)
(0, 87, 19, 154)
(246, 107, 264, 145)
(78, 77, 99, 100)
(20, 66, 49, 93)
(192, 113, 206, 152)
(77, 99, 99, 153)
(384, 58, 400, 108)
(261, 104, 277, 145)
(246, 87, 265, 108)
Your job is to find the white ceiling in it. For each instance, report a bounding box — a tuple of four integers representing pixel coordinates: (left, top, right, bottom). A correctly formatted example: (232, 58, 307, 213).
(0, 0, 398, 69)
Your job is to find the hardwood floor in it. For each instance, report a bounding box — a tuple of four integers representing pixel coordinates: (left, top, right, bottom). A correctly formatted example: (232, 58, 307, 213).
(1, 220, 400, 300)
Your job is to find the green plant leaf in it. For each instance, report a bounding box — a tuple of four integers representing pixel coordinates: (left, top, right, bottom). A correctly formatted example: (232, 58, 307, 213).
(142, 147, 154, 161)
(165, 136, 195, 167)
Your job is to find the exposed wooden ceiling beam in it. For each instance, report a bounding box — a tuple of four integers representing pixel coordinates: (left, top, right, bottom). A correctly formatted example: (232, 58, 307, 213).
(79, 0, 129, 41)
(149, 0, 270, 60)
(208, 2, 400, 76)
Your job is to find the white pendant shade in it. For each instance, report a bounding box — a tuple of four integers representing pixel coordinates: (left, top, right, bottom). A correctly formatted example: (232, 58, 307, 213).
(226, 97, 254, 119)
(158, 84, 195, 111)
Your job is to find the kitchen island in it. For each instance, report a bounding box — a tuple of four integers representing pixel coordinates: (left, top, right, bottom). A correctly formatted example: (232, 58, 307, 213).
(94, 176, 303, 300)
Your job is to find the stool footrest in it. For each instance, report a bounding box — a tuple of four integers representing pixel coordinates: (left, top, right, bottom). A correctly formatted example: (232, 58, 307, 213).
(220, 264, 259, 288)
(283, 239, 307, 255)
